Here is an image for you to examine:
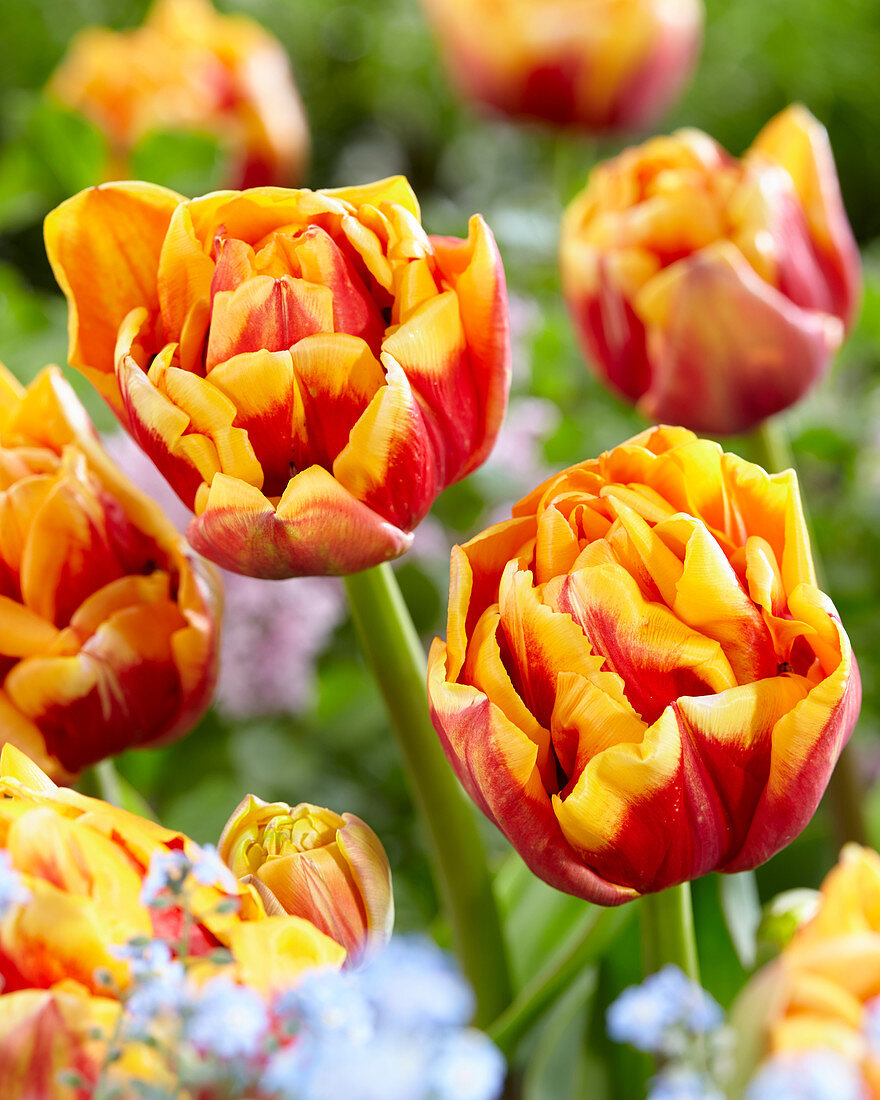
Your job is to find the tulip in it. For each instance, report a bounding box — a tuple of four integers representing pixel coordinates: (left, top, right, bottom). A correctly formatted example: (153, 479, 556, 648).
(420, 0, 703, 132)
(560, 106, 861, 434)
(0, 362, 221, 780)
(44, 176, 510, 579)
(218, 794, 393, 964)
(0, 987, 114, 1099)
(427, 425, 860, 904)
(48, 0, 308, 189)
(0, 743, 345, 999)
(732, 845, 880, 1097)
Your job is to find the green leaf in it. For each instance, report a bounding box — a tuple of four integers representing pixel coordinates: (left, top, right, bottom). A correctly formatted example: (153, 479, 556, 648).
(719, 871, 762, 970)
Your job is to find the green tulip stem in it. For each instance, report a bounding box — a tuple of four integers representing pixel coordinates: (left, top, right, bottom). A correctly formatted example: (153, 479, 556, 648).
(344, 562, 512, 1025)
(488, 904, 634, 1056)
(750, 417, 867, 846)
(640, 882, 700, 983)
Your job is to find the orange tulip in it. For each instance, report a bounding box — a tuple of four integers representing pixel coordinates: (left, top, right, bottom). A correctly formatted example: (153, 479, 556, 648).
(44, 177, 511, 578)
(0, 744, 345, 1098)
(0, 363, 220, 780)
(219, 794, 394, 964)
(421, 0, 703, 132)
(0, 987, 116, 1099)
(738, 845, 880, 1096)
(427, 426, 860, 903)
(48, 0, 308, 189)
(560, 106, 861, 434)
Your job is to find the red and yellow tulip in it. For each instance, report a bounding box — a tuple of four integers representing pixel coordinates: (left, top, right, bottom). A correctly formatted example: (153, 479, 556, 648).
(48, 0, 308, 189)
(44, 177, 511, 578)
(420, 0, 703, 132)
(427, 426, 860, 903)
(0, 363, 220, 780)
(560, 106, 861, 434)
(0, 743, 345, 1098)
(219, 795, 393, 964)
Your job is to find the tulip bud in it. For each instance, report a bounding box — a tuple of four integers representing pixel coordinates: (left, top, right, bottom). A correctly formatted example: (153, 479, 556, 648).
(48, 0, 309, 189)
(560, 106, 861, 434)
(44, 176, 510, 579)
(421, 0, 703, 132)
(0, 363, 220, 779)
(219, 795, 394, 964)
(428, 426, 860, 904)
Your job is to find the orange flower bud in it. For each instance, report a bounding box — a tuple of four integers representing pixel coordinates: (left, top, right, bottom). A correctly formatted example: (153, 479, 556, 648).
(0, 363, 220, 779)
(44, 177, 511, 578)
(48, 0, 308, 189)
(427, 426, 860, 904)
(0, 744, 345, 999)
(421, 0, 703, 132)
(737, 846, 880, 1095)
(219, 794, 393, 964)
(560, 106, 861, 434)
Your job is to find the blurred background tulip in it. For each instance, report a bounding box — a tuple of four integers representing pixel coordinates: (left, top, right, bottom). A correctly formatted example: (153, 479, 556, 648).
(732, 844, 880, 1097)
(0, 362, 220, 780)
(0, 743, 345, 998)
(219, 793, 394, 963)
(47, 0, 309, 189)
(420, 0, 703, 133)
(44, 177, 511, 579)
(560, 105, 861, 434)
(428, 426, 860, 902)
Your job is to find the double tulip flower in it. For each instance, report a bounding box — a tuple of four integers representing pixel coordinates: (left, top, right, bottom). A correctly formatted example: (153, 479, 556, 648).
(560, 106, 861, 433)
(49, 0, 309, 189)
(45, 176, 511, 579)
(421, 0, 703, 132)
(428, 427, 860, 903)
(0, 363, 219, 780)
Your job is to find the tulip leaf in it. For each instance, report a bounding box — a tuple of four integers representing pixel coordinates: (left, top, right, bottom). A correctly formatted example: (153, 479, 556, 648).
(718, 871, 762, 970)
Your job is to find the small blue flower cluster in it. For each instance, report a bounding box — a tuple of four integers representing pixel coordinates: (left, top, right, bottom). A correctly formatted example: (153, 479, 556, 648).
(140, 841, 241, 909)
(262, 937, 507, 1100)
(76, 851, 506, 1099)
(606, 965, 726, 1100)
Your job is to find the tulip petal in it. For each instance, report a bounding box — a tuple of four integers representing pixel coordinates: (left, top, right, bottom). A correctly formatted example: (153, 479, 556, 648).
(323, 176, 421, 221)
(635, 241, 843, 434)
(333, 356, 439, 532)
(188, 467, 412, 578)
(750, 105, 861, 328)
(338, 813, 395, 950)
(206, 273, 334, 370)
(546, 562, 737, 724)
(295, 225, 386, 350)
(431, 215, 511, 473)
(382, 291, 479, 486)
(229, 915, 345, 994)
(290, 334, 385, 468)
(428, 639, 637, 904)
(43, 182, 182, 414)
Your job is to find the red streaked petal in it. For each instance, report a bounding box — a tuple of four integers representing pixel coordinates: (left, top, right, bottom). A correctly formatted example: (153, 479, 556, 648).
(187, 468, 413, 578)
